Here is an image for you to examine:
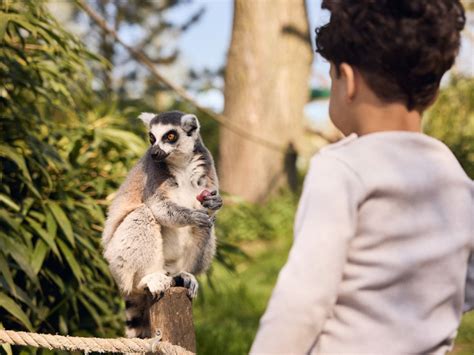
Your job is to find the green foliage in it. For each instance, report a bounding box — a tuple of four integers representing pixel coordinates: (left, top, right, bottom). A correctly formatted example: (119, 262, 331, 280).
(195, 193, 296, 355)
(0, 1, 239, 345)
(424, 77, 474, 178)
(216, 191, 297, 243)
(456, 311, 474, 354)
(210, 191, 297, 271)
(0, 0, 146, 339)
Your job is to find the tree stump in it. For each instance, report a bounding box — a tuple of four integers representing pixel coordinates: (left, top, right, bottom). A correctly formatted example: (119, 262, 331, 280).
(148, 287, 196, 352)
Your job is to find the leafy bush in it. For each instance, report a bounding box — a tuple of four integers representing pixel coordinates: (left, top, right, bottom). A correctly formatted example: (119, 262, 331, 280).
(0, 2, 239, 348)
(424, 77, 474, 178)
(0, 0, 147, 341)
(195, 192, 297, 355)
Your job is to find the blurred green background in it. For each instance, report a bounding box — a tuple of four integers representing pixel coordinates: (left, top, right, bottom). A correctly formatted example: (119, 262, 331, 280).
(0, 1, 473, 354)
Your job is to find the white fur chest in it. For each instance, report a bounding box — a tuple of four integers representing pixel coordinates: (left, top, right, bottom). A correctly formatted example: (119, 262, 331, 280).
(167, 155, 206, 210)
(162, 155, 207, 274)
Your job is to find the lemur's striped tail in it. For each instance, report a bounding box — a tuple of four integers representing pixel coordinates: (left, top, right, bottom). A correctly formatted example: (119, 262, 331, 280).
(124, 293, 150, 338)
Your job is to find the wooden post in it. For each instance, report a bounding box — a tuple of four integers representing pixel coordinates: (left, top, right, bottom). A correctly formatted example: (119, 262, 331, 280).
(148, 287, 196, 353)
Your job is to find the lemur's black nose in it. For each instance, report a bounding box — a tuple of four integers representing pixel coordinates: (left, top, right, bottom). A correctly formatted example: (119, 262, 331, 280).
(151, 147, 168, 161)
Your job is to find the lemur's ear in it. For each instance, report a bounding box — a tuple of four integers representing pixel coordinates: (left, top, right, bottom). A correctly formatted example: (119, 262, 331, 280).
(138, 112, 156, 127)
(181, 114, 200, 136)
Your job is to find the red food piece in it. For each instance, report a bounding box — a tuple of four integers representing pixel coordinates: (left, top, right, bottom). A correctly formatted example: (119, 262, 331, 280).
(196, 189, 211, 202)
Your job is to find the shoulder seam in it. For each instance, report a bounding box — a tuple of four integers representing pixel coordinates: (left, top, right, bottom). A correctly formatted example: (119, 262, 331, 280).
(317, 151, 367, 194)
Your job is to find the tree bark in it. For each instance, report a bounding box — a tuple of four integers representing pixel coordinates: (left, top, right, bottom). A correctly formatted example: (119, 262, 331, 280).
(219, 0, 312, 203)
(148, 287, 196, 352)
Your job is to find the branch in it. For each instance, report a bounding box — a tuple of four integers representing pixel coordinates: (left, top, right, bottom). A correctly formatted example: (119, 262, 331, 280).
(76, 0, 335, 152)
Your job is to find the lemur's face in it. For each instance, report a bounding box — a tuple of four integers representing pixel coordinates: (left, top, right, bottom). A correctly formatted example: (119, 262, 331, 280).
(139, 112, 200, 162)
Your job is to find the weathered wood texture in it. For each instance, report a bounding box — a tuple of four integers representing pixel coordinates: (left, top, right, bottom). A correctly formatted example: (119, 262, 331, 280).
(148, 287, 196, 353)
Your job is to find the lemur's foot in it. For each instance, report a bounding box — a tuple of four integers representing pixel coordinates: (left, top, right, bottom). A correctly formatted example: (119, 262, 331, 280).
(201, 190, 223, 211)
(173, 272, 199, 299)
(138, 272, 173, 300)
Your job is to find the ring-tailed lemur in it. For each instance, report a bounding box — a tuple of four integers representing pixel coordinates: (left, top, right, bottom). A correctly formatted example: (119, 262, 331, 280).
(102, 111, 222, 337)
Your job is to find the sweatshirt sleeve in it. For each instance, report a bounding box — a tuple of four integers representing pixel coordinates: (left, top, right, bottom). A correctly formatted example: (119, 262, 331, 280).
(250, 154, 364, 354)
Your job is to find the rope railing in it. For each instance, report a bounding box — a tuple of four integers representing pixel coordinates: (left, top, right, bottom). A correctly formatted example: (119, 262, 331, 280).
(0, 329, 194, 354)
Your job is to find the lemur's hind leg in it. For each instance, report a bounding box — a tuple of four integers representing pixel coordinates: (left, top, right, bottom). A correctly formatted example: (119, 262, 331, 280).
(179, 224, 216, 288)
(104, 205, 171, 297)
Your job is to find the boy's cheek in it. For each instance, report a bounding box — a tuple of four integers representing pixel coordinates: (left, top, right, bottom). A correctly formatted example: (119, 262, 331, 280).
(328, 97, 340, 124)
(328, 85, 341, 124)
(328, 92, 350, 135)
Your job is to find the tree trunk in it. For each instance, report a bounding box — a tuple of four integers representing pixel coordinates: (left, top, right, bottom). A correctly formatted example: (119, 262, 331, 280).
(219, 0, 312, 203)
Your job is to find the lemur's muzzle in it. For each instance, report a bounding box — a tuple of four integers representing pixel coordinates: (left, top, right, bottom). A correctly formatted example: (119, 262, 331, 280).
(151, 147, 169, 162)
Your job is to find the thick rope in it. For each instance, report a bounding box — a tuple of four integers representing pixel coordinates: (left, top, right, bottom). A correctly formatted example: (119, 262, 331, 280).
(0, 329, 194, 354)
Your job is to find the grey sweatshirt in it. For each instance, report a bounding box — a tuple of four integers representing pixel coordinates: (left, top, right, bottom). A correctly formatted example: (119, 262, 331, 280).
(250, 132, 474, 354)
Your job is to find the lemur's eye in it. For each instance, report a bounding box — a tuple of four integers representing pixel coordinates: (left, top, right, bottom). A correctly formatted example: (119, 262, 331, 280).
(149, 133, 156, 145)
(163, 130, 178, 143)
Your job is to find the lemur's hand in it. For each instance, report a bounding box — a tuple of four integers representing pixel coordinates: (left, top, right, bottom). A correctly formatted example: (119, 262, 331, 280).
(189, 209, 213, 228)
(200, 190, 223, 211)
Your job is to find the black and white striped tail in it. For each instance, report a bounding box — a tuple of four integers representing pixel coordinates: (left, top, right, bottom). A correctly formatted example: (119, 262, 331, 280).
(124, 293, 150, 338)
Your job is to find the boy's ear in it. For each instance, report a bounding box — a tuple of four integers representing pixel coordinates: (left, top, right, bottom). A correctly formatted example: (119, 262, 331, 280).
(339, 63, 356, 102)
(138, 112, 156, 127)
(181, 114, 200, 136)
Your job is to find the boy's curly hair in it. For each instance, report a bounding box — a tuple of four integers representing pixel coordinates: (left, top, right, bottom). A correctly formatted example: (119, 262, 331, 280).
(315, 0, 465, 111)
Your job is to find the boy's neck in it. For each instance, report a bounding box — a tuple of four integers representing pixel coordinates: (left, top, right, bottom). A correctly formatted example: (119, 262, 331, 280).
(351, 101, 422, 136)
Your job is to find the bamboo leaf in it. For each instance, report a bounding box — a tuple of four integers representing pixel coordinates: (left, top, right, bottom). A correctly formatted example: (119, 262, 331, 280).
(58, 315, 68, 335)
(45, 209, 57, 240)
(0, 194, 20, 212)
(57, 239, 83, 282)
(0, 13, 10, 40)
(47, 201, 74, 246)
(20, 198, 34, 217)
(25, 217, 59, 257)
(0, 292, 33, 331)
(18, 175, 42, 199)
(0, 279, 34, 310)
(0, 323, 13, 355)
(0, 144, 32, 182)
(0, 233, 37, 283)
(81, 287, 109, 314)
(77, 294, 103, 334)
(31, 239, 48, 275)
(0, 343, 12, 355)
(0, 209, 20, 232)
(0, 253, 16, 297)
(44, 269, 65, 292)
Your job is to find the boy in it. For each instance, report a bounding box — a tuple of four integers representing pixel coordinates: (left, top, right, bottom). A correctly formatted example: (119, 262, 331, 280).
(251, 0, 473, 353)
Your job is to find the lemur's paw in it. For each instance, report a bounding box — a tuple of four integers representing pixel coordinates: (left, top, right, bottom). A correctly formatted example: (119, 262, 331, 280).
(138, 272, 172, 300)
(209, 215, 217, 225)
(201, 190, 223, 211)
(173, 272, 199, 299)
(190, 209, 212, 228)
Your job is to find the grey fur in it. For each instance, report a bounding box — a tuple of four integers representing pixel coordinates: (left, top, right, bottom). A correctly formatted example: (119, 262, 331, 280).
(102, 111, 221, 338)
